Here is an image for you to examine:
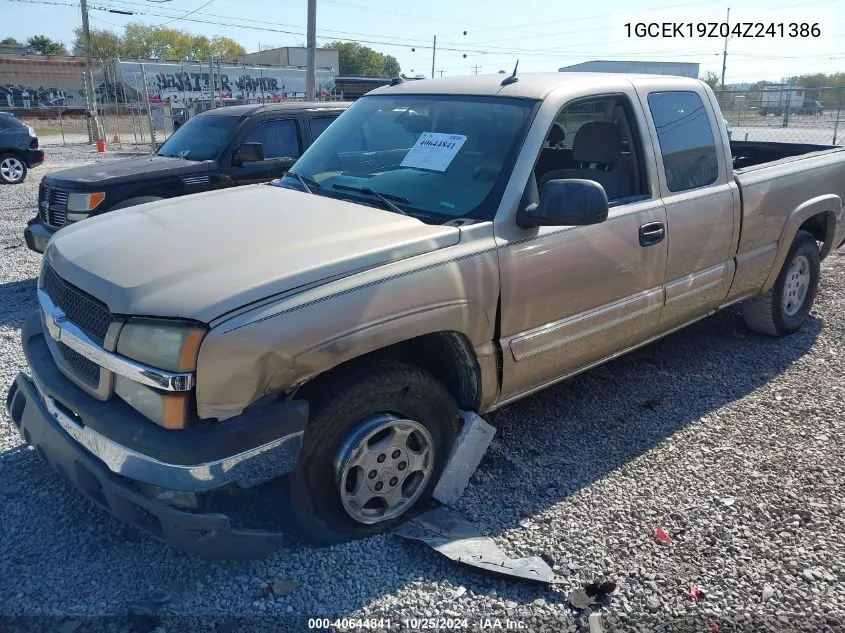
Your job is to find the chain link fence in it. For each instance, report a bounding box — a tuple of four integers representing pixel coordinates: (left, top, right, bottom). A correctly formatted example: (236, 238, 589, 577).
(714, 85, 844, 145)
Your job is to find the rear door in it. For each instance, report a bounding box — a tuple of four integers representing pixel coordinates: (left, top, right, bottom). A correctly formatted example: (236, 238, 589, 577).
(230, 117, 302, 184)
(634, 81, 740, 329)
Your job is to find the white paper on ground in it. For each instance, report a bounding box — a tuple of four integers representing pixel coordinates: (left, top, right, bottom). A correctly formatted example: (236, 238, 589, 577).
(400, 132, 467, 172)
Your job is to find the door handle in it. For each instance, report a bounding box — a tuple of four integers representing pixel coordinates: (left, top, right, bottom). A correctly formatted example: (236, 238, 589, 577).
(639, 222, 665, 247)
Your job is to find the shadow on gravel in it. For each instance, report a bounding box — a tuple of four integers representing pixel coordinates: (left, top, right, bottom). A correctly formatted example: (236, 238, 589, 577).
(0, 305, 824, 620)
(478, 307, 822, 528)
(0, 278, 37, 328)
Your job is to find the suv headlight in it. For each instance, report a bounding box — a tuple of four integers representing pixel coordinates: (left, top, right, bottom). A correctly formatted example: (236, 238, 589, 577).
(115, 319, 206, 429)
(67, 192, 106, 221)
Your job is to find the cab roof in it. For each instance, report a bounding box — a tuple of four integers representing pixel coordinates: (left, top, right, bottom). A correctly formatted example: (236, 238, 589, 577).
(199, 101, 352, 117)
(367, 72, 705, 100)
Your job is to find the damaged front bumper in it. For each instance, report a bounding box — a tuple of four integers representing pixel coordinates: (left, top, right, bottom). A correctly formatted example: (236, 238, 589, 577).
(5, 318, 309, 558)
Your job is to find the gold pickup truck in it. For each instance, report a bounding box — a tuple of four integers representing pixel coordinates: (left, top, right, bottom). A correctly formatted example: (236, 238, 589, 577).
(7, 73, 845, 556)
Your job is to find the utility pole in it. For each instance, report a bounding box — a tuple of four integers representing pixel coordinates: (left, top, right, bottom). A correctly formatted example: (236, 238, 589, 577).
(431, 35, 436, 80)
(306, 0, 316, 100)
(79, 0, 101, 142)
(471, 64, 481, 75)
(438, 69, 445, 78)
(208, 58, 215, 108)
(720, 6, 730, 88)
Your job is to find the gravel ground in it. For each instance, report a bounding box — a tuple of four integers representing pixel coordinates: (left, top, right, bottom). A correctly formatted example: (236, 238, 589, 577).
(1, 145, 845, 632)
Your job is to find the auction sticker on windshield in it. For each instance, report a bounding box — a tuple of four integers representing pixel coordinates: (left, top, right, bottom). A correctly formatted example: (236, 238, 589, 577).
(400, 132, 468, 172)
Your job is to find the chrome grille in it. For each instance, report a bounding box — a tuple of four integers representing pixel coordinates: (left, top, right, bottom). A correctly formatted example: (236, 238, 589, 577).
(39, 185, 69, 228)
(42, 265, 111, 345)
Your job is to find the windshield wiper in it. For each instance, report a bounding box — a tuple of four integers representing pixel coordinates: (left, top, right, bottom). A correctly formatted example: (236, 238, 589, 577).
(283, 171, 321, 194)
(332, 184, 409, 216)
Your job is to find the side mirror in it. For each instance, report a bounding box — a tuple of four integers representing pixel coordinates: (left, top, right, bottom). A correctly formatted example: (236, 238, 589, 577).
(232, 142, 265, 166)
(517, 179, 608, 228)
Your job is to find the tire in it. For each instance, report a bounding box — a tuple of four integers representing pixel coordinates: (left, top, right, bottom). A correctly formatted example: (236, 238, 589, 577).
(743, 229, 820, 336)
(0, 153, 27, 184)
(288, 360, 459, 545)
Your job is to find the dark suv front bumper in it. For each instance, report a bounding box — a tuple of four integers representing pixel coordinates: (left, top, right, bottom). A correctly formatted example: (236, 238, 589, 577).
(6, 314, 310, 558)
(24, 217, 53, 253)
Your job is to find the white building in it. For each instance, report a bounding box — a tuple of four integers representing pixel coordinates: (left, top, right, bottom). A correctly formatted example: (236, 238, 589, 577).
(559, 60, 700, 78)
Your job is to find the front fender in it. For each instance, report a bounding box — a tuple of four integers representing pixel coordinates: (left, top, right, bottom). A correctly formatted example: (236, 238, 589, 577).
(761, 194, 841, 293)
(194, 243, 499, 420)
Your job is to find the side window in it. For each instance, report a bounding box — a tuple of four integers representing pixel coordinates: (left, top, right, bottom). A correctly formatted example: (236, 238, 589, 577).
(243, 119, 301, 159)
(647, 91, 718, 192)
(309, 116, 337, 140)
(533, 95, 648, 203)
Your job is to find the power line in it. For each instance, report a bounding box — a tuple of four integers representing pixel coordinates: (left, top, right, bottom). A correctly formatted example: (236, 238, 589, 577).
(154, 0, 215, 26)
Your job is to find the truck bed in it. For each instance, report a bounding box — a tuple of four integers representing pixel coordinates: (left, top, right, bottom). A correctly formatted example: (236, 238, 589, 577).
(731, 140, 841, 171)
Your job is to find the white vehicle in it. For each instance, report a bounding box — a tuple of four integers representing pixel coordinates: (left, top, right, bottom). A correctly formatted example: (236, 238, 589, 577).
(759, 85, 805, 116)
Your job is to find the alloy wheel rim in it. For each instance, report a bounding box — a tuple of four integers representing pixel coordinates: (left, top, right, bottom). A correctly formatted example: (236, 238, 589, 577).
(0, 157, 24, 182)
(334, 413, 434, 525)
(782, 254, 811, 316)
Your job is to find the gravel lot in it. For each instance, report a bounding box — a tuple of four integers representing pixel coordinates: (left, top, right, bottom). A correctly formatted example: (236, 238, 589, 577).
(1, 145, 845, 632)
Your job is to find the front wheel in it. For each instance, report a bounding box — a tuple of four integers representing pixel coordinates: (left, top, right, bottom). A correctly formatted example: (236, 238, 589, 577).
(288, 360, 459, 545)
(0, 153, 27, 184)
(743, 229, 820, 336)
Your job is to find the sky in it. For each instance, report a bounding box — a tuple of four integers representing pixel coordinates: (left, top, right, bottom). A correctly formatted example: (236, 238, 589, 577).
(2, 0, 843, 83)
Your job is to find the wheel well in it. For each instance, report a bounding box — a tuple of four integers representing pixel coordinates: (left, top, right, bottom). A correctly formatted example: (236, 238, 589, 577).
(300, 331, 482, 412)
(799, 211, 836, 258)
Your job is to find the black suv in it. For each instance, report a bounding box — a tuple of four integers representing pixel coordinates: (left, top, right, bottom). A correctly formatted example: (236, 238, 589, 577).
(0, 112, 44, 185)
(25, 101, 349, 253)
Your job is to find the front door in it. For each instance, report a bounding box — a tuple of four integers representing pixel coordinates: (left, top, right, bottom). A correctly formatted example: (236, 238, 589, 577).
(231, 118, 302, 185)
(497, 93, 669, 401)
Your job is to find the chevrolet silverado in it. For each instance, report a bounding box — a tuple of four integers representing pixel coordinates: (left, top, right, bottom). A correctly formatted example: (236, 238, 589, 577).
(7, 73, 845, 556)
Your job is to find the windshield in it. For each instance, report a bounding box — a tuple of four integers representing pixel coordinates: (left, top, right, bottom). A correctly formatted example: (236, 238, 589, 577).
(284, 94, 537, 222)
(156, 114, 241, 161)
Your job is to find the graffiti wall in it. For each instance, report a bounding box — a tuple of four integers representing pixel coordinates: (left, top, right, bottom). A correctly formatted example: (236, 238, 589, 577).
(102, 59, 336, 107)
(0, 56, 87, 108)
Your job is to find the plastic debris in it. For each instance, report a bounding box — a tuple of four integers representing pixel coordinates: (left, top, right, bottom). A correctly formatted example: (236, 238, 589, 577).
(710, 622, 720, 632)
(433, 411, 496, 505)
(588, 612, 604, 633)
(720, 497, 736, 507)
(394, 506, 559, 584)
(688, 585, 705, 600)
(654, 526, 672, 545)
(451, 586, 467, 599)
(568, 580, 616, 609)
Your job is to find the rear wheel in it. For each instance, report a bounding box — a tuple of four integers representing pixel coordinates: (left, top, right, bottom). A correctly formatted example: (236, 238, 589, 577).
(0, 153, 26, 184)
(743, 229, 820, 336)
(288, 360, 459, 545)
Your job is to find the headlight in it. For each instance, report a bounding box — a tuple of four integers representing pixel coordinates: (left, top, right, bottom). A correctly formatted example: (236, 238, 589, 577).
(116, 318, 206, 373)
(66, 192, 106, 220)
(28, 126, 36, 137)
(115, 319, 206, 429)
(114, 375, 189, 429)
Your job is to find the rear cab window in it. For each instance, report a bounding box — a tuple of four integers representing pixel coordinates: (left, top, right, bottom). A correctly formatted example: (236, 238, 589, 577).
(309, 116, 338, 140)
(647, 91, 719, 192)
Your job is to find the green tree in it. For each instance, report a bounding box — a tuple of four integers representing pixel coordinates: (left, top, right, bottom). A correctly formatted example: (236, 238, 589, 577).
(73, 23, 246, 61)
(209, 35, 246, 59)
(700, 71, 720, 90)
(1, 37, 21, 45)
(26, 35, 68, 55)
(323, 41, 401, 77)
(73, 26, 122, 59)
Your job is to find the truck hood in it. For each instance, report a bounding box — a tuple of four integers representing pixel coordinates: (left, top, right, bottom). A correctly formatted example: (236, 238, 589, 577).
(45, 185, 461, 323)
(44, 155, 208, 188)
